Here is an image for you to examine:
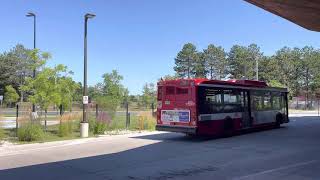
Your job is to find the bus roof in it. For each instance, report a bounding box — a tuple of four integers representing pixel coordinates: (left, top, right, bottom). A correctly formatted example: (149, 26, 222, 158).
(158, 78, 288, 92)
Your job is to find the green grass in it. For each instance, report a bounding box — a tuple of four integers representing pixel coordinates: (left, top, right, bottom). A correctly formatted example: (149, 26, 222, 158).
(8, 124, 89, 144)
(102, 115, 156, 131)
(0, 128, 5, 140)
(17, 123, 45, 142)
(58, 121, 74, 137)
(0, 114, 156, 144)
(3, 114, 17, 118)
(0, 121, 85, 144)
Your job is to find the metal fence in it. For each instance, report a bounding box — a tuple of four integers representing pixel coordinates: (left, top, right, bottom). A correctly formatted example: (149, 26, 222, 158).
(0, 101, 156, 131)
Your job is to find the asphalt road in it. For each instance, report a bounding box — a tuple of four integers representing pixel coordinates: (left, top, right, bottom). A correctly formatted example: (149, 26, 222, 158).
(0, 116, 320, 180)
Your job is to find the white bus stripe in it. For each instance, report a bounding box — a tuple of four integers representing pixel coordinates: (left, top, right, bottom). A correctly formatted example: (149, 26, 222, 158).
(199, 112, 243, 121)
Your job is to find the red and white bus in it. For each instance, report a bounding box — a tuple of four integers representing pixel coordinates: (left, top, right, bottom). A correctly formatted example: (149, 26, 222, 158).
(156, 78, 289, 136)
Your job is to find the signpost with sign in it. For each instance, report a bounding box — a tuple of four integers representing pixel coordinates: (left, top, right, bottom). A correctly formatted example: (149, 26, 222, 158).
(0, 95, 3, 106)
(83, 96, 88, 105)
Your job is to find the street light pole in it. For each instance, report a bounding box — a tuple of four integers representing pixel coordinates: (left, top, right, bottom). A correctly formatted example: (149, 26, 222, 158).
(256, 56, 259, 81)
(187, 56, 190, 79)
(83, 16, 88, 124)
(26, 12, 36, 113)
(81, 13, 95, 138)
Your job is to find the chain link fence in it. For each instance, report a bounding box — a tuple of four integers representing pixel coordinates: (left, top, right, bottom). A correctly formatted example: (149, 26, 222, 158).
(0, 101, 157, 135)
(89, 102, 156, 132)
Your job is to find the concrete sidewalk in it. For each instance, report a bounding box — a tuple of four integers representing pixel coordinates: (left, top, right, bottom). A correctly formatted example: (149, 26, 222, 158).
(0, 131, 163, 170)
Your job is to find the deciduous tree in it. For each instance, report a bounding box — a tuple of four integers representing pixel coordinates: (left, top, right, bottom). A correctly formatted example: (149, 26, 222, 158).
(4, 85, 19, 107)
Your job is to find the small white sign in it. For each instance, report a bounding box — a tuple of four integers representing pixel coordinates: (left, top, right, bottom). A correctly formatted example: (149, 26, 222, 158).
(83, 96, 89, 104)
(0, 95, 3, 101)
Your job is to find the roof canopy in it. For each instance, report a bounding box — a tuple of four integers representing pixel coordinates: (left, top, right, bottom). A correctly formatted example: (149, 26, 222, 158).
(245, 0, 320, 32)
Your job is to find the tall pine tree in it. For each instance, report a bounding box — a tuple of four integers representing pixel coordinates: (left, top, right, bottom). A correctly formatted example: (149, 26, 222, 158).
(174, 43, 198, 78)
(203, 44, 227, 79)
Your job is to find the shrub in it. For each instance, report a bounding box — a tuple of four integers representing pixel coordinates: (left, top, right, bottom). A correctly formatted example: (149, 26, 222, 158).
(88, 117, 108, 135)
(0, 128, 5, 141)
(89, 118, 96, 133)
(18, 123, 44, 141)
(72, 120, 81, 132)
(132, 113, 156, 131)
(97, 112, 112, 124)
(94, 121, 107, 135)
(145, 117, 156, 131)
(58, 121, 73, 137)
(61, 112, 82, 122)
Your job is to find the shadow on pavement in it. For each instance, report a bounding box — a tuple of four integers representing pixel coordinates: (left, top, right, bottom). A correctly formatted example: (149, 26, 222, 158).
(0, 116, 319, 180)
(132, 125, 288, 142)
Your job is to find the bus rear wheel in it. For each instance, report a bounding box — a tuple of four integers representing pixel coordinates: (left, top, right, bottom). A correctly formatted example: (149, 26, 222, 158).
(275, 113, 283, 128)
(223, 117, 234, 137)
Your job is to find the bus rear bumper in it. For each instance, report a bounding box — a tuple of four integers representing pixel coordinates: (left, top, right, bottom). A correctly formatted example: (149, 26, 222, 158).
(156, 124, 197, 134)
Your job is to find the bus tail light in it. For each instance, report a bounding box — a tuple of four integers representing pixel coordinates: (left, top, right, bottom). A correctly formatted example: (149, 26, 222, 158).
(191, 120, 196, 126)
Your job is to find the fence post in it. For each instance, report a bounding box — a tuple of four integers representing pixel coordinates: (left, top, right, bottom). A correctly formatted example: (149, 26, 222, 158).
(138, 116, 144, 131)
(16, 104, 19, 136)
(126, 102, 129, 129)
(318, 98, 319, 117)
(59, 104, 63, 116)
(128, 112, 130, 128)
(96, 104, 99, 119)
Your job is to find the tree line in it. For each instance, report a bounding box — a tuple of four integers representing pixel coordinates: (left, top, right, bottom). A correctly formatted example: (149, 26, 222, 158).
(173, 43, 320, 108)
(88, 75, 156, 113)
(4, 42, 319, 112)
(0, 44, 157, 113)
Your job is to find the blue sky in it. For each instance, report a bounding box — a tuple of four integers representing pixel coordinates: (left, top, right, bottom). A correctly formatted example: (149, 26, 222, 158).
(1, 0, 320, 95)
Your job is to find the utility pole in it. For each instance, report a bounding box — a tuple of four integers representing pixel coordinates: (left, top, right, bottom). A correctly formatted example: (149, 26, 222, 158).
(243, 64, 247, 80)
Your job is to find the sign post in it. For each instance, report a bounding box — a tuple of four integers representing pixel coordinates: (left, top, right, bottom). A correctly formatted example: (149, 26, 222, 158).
(81, 95, 89, 138)
(0, 95, 3, 106)
(16, 104, 19, 136)
(316, 92, 320, 117)
(83, 96, 89, 105)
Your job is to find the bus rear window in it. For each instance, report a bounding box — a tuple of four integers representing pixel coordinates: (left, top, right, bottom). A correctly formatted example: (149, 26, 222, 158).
(166, 86, 175, 95)
(157, 86, 163, 100)
(176, 87, 188, 94)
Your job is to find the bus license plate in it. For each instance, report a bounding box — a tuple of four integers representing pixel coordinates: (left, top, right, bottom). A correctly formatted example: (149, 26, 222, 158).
(161, 110, 190, 123)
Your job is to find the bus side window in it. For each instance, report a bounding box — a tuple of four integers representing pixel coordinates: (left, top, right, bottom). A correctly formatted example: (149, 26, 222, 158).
(252, 91, 263, 111)
(205, 89, 222, 105)
(281, 93, 287, 114)
(203, 88, 223, 113)
(223, 89, 243, 112)
(263, 92, 272, 110)
(272, 92, 281, 110)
